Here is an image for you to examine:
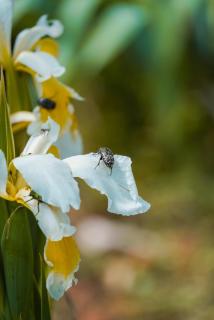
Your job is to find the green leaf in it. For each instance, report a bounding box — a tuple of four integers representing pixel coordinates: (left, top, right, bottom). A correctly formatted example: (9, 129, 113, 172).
(59, 0, 103, 67)
(39, 255, 51, 320)
(1, 207, 34, 319)
(60, 0, 102, 42)
(0, 199, 9, 239)
(0, 199, 9, 317)
(0, 270, 5, 318)
(75, 4, 148, 74)
(0, 69, 15, 164)
(14, 0, 38, 23)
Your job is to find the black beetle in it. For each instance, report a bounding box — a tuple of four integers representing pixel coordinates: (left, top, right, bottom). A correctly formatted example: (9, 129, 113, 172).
(95, 147, 114, 175)
(37, 97, 56, 110)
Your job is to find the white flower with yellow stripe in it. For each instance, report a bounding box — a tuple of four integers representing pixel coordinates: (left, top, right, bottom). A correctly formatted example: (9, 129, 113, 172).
(0, 118, 150, 299)
(0, 0, 82, 157)
(0, 118, 81, 300)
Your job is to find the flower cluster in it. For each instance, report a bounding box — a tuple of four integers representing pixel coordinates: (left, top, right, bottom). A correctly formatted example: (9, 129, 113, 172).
(0, 0, 150, 303)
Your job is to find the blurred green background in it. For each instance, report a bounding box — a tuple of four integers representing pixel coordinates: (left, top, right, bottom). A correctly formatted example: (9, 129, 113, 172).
(14, 0, 214, 319)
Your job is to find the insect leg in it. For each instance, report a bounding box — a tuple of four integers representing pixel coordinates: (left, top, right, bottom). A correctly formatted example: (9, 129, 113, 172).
(36, 200, 40, 216)
(109, 167, 113, 176)
(94, 156, 102, 170)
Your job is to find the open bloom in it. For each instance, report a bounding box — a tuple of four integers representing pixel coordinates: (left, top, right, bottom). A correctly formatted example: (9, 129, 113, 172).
(0, 118, 150, 299)
(0, 0, 82, 156)
(0, 119, 80, 240)
(0, 118, 81, 299)
(0, 0, 64, 76)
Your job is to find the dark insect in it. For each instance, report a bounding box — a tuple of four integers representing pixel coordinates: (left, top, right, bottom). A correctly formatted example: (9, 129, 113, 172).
(40, 128, 50, 134)
(95, 147, 114, 175)
(25, 190, 44, 215)
(37, 97, 56, 110)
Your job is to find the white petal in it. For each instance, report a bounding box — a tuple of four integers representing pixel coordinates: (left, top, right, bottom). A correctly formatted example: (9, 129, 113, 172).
(13, 154, 80, 212)
(55, 130, 83, 159)
(64, 154, 150, 216)
(15, 51, 65, 82)
(0, 150, 8, 195)
(46, 269, 78, 300)
(10, 111, 36, 125)
(22, 118, 60, 155)
(27, 200, 76, 241)
(27, 107, 42, 135)
(0, 0, 12, 59)
(13, 14, 63, 57)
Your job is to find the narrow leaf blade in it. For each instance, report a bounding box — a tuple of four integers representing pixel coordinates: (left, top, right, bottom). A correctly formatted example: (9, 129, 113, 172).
(0, 69, 15, 163)
(1, 207, 34, 318)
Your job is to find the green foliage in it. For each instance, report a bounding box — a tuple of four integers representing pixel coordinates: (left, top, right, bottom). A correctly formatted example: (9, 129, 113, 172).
(39, 256, 51, 320)
(1, 207, 34, 319)
(0, 200, 9, 318)
(74, 4, 147, 74)
(0, 70, 15, 164)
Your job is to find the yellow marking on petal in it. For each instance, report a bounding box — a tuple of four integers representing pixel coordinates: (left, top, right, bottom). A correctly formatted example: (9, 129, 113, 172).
(70, 113, 79, 133)
(38, 78, 80, 135)
(6, 181, 17, 198)
(35, 38, 59, 57)
(0, 193, 15, 202)
(8, 163, 27, 192)
(12, 122, 29, 134)
(15, 63, 36, 77)
(45, 236, 80, 277)
(40, 78, 71, 132)
(48, 145, 60, 158)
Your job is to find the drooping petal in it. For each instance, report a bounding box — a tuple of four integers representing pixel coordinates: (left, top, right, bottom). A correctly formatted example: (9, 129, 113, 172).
(0, 0, 13, 62)
(11, 111, 37, 133)
(13, 15, 63, 58)
(64, 153, 151, 216)
(24, 197, 76, 241)
(0, 150, 8, 195)
(10, 111, 36, 124)
(44, 236, 80, 300)
(55, 130, 83, 159)
(15, 51, 65, 82)
(13, 154, 80, 212)
(22, 118, 60, 155)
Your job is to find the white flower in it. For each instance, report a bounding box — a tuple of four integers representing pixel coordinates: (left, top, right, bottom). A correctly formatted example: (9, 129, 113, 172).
(13, 15, 63, 57)
(0, 1, 82, 155)
(1, 116, 150, 299)
(15, 51, 65, 82)
(0, 0, 64, 80)
(0, 118, 80, 240)
(0, 0, 13, 62)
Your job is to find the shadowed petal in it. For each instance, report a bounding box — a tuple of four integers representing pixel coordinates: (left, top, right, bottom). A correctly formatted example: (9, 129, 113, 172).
(55, 130, 83, 159)
(25, 198, 76, 240)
